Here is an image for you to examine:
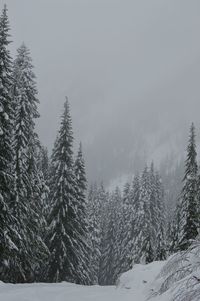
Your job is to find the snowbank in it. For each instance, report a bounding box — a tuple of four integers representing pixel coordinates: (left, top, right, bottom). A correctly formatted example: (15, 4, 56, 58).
(1, 250, 200, 301)
(0, 261, 165, 301)
(117, 261, 166, 299)
(118, 244, 200, 301)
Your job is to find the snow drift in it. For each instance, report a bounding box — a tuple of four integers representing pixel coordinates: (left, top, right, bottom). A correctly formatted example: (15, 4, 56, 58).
(1, 244, 200, 301)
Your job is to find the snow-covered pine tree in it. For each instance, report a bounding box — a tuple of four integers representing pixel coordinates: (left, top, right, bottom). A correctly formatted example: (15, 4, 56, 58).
(111, 187, 125, 284)
(98, 183, 110, 284)
(141, 234, 154, 264)
(132, 165, 166, 264)
(133, 166, 152, 264)
(35, 145, 50, 265)
(0, 194, 20, 282)
(27, 134, 49, 281)
(11, 43, 48, 282)
(118, 182, 133, 275)
(176, 123, 198, 251)
(36, 145, 50, 221)
(168, 203, 181, 255)
(196, 163, 200, 231)
(0, 5, 19, 282)
(120, 175, 141, 274)
(150, 164, 166, 260)
(87, 183, 101, 284)
(155, 171, 166, 260)
(99, 188, 121, 285)
(74, 143, 91, 284)
(47, 98, 90, 284)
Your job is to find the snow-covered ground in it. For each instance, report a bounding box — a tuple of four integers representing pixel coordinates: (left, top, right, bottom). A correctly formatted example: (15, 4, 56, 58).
(2, 251, 200, 301)
(0, 261, 166, 301)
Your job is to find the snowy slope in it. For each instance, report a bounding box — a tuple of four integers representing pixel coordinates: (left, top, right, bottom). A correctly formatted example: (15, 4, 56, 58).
(0, 281, 136, 301)
(0, 261, 166, 301)
(2, 252, 200, 301)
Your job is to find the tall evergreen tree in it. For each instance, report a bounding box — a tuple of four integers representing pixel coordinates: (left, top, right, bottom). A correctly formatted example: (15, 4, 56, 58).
(97, 186, 124, 285)
(176, 123, 198, 251)
(120, 176, 140, 274)
(47, 98, 90, 284)
(11, 43, 48, 282)
(150, 164, 166, 260)
(98, 183, 110, 284)
(132, 165, 166, 264)
(0, 5, 18, 282)
(74, 143, 91, 284)
(36, 145, 50, 257)
(133, 166, 152, 264)
(119, 182, 132, 274)
(110, 187, 123, 284)
(87, 183, 101, 284)
(99, 188, 121, 285)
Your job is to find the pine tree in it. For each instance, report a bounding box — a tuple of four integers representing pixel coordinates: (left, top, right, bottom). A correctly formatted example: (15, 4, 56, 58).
(97, 186, 123, 285)
(0, 5, 18, 282)
(151, 165, 166, 260)
(110, 187, 123, 284)
(119, 182, 133, 275)
(98, 183, 110, 284)
(11, 43, 48, 282)
(168, 203, 181, 255)
(74, 143, 91, 284)
(47, 98, 90, 284)
(133, 166, 152, 264)
(120, 175, 141, 274)
(0, 195, 20, 282)
(87, 183, 101, 284)
(142, 235, 154, 264)
(132, 165, 166, 263)
(99, 188, 121, 285)
(27, 135, 49, 281)
(36, 145, 50, 220)
(177, 123, 198, 251)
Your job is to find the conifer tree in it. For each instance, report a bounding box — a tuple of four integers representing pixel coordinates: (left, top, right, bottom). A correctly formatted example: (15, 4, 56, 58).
(36, 145, 50, 219)
(98, 183, 110, 283)
(47, 98, 90, 284)
(0, 5, 18, 282)
(0, 4, 13, 187)
(177, 123, 198, 251)
(111, 187, 123, 284)
(74, 143, 91, 284)
(150, 164, 166, 260)
(132, 165, 166, 263)
(11, 43, 48, 282)
(119, 182, 133, 274)
(87, 183, 101, 284)
(99, 189, 120, 285)
(133, 166, 152, 264)
(120, 175, 141, 274)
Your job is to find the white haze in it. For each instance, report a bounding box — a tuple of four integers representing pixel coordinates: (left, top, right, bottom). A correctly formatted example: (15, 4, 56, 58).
(5, 0, 200, 185)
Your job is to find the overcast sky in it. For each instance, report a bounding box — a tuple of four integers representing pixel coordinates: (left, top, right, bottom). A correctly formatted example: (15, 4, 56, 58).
(4, 0, 200, 185)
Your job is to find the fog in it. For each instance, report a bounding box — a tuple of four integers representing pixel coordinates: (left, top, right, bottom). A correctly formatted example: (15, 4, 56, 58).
(5, 0, 200, 185)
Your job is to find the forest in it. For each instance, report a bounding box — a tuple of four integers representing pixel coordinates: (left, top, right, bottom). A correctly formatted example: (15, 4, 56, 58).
(0, 5, 200, 298)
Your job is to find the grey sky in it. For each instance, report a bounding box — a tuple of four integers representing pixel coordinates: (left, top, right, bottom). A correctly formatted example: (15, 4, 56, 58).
(4, 0, 200, 185)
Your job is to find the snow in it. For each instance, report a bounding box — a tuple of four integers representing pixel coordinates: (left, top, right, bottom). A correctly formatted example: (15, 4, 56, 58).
(2, 254, 200, 301)
(0, 261, 168, 301)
